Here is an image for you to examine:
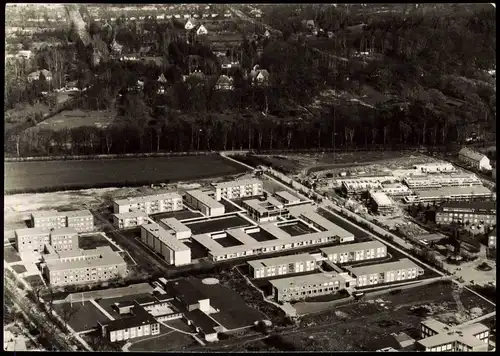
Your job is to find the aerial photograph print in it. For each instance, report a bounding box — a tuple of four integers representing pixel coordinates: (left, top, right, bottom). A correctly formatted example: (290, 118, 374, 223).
(4, 2, 497, 352)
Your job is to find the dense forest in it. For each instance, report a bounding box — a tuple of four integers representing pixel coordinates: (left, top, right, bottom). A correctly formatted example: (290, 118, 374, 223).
(4, 5, 496, 157)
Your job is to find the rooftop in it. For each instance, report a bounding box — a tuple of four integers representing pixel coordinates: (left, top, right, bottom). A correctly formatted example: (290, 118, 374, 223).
(30, 210, 61, 218)
(213, 178, 262, 189)
(295, 209, 343, 232)
(45, 247, 126, 271)
(269, 272, 352, 290)
(416, 186, 492, 199)
(101, 306, 157, 333)
(170, 278, 208, 306)
(49, 227, 79, 236)
(247, 253, 316, 270)
(114, 192, 182, 206)
(113, 211, 149, 219)
(369, 190, 394, 207)
(186, 190, 224, 210)
(184, 309, 219, 335)
(160, 218, 191, 233)
(346, 258, 421, 276)
(440, 200, 496, 212)
(15, 227, 51, 237)
(244, 198, 284, 214)
(320, 240, 386, 256)
(275, 191, 300, 203)
(459, 147, 487, 162)
(141, 224, 190, 252)
(65, 210, 93, 218)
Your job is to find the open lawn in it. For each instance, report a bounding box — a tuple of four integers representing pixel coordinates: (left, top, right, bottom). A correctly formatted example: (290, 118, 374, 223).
(53, 301, 111, 332)
(11, 264, 27, 274)
(79, 234, 120, 251)
(185, 215, 253, 235)
(150, 209, 203, 222)
(5, 155, 248, 193)
(4, 245, 22, 263)
(129, 329, 196, 351)
(30, 109, 115, 132)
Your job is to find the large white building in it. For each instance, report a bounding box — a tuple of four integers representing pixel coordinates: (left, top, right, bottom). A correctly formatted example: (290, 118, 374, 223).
(247, 253, 318, 279)
(459, 148, 492, 171)
(409, 186, 494, 204)
(140, 224, 191, 266)
(413, 163, 456, 174)
(274, 191, 301, 205)
(346, 258, 424, 286)
(185, 190, 225, 217)
(31, 210, 94, 232)
(113, 211, 150, 229)
(49, 227, 79, 251)
(65, 210, 94, 232)
(403, 174, 482, 191)
(113, 193, 183, 214)
(158, 218, 192, 240)
(243, 197, 287, 223)
(213, 178, 263, 201)
(320, 240, 387, 264)
(369, 190, 396, 215)
(15, 228, 51, 253)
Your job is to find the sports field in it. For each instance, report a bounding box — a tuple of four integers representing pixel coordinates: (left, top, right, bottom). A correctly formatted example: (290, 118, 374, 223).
(5, 155, 247, 193)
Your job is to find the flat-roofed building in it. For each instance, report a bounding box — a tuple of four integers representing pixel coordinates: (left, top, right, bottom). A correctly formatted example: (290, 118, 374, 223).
(435, 201, 496, 226)
(488, 228, 496, 249)
(369, 190, 396, 215)
(30, 210, 66, 229)
(113, 211, 149, 229)
(412, 186, 494, 204)
(159, 218, 192, 239)
(320, 240, 387, 264)
(459, 147, 492, 171)
(140, 224, 191, 266)
(44, 246, 127, 286)
(247, 253, 318, 279)
(213, 178, 263, 201)
(112, 193, 183, 214)
(403, 174, 482, 191)
(275, 191, 301, 205)
(98, 305, 160, 342)
(346, 258, 424, 286)
(381, 183, 412, 197)
(49, 227, 78, 251)
(15, 228, 51, 253)
(243, 197, 287, 222)
(342, 180, 383, 197)
(65, 210, 94, 232)
(294, 209, 351, 238)
(269, 272, 356, 302)
(417, 318, 489, 352)
(413, 163, 456, 174)
(185, 190, 225, 217)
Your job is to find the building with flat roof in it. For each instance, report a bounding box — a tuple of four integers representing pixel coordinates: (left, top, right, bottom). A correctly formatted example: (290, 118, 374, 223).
(99, 305, 160, 342)
(185, 190, 225, 217)
(320, 240, 387, 264)
(369, 190, 396, 215)
(159, 218, 192, 239)
(381, 183, 412, 197)
(274, 191, 301, 205)
(341, 180, 383, 197)
(213, 178, 263, 201)
(411, 186, 494, 204)
(112, 193, 183, 214)
(140, 224, 191, 266)
(459, 147, 492, 171)
(488, 228, 496, 249)
(65, 210, 94, 232)
(113, 211, 149, 229)
(403, 174, 482, 191)
(15, 227, 51, 253)
(49, 227, 78, 251)
(346, 258, 424, 287)
(413, 163, 456, 174)
(269, 272, 356, 302)
(417, 318, 489, 352)
(435, 201, 496, 227)
(44, 246, 127, 286)
(247, 253, 318, 279)
(243, 197, 287, 223)
(30, 210, 66, 229)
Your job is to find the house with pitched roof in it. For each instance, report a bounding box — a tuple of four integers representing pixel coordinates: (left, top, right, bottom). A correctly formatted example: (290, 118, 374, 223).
(215, 75, 234, 91)
(196, 24, 208, 36)
(458, 147, 492, 171)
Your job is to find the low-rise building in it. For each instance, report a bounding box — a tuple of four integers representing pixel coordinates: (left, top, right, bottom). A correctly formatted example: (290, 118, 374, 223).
(99, 305, 160, 342)
(113, 193, 183, 214)
(49, 227, 79, 251)
(65, 210, 94, 232)
(213, 178, 263, 201)
(113, 211, 150, 229)
(488, 228, 496, 249)
(247, 253, 318, 279)
(459, 147, 492, 171)
(320, 240, 387, 264)
(346, 258, 424, 287)
(369, 190, 396, 215)
(403, 174, 482, 191)
(243, 197, 287, 222)
(381, 183, 412, 197)
(159, 218, 192, 239)
(342, 180, 383, 197)
(413, 163, 456, 174)
(185, 190, 225, 217)
(31, 210, 66, 229)
(269, 272, 356, 302)
(274, 191, 301, 205)
(15, 228, 51, 253)
(140, 224, 191, 266)
(417, 318, 489, 352)
(410, 186, 494, 204)
(435, 201, 496, 226)
(44, 246, 127, 286)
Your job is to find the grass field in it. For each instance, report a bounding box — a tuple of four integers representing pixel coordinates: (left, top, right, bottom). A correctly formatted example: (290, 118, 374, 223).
(185, 215, 253, 235)
(4, 245, 22, 263)
(30, 109, 115, 132)
(150, 209, 203, 222)
(5, 155, 248, 193)
(79, 234, 120, 251)
(11, 264, 27, 274)
(53, 301, 112, 332)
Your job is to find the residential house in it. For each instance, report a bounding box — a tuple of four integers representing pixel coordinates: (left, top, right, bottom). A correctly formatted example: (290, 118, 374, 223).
(214, 75, 234, 91)
(185, 19, 196, 30)
(196, 24, 208, 36)
(458, 148, 492, 171)
(27, 69, 53, 83)
(17, 50, 33, 59)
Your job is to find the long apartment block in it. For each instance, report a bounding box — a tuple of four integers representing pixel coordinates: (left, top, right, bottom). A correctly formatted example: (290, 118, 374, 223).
(43, 246, 127, 286)
(48, 227, 79, 251)
(113, 211, 150, 229)
(435, 201, 496, 226)
(320, 240, 387, 264)
(140, 224, 191, 266)
(213, 178, 263, 201)
(346, 258, 424, 287)
(185, 190, 224, 217)
(247, 253, 318, 279)
(112, 193, 183, 214)
(31, 209, 94, 232)
(269, 272, 356, 302)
